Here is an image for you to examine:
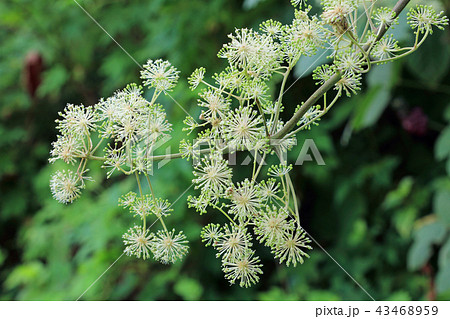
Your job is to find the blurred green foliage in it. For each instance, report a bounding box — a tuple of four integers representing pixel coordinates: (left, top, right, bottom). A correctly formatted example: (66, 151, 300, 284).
(0, 0, 449, 300)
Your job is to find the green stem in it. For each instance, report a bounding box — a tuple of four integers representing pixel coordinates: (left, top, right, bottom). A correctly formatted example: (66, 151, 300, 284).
(211, 203, 236, 225)
(252, 152, 267, 182)
(271, 69, 291, 135)
(286, 173, 300, 226)
(135, 172, 146, 230)
(255, 98, 270, 137)
(373, 30, 429, 64)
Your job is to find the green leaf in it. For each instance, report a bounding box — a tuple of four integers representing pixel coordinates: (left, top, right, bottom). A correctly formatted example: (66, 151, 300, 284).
(386, 291, 411, 301)
(438, 238, 450, 269)
(349, 62, 401, 132)
(393, 207, 417, 238)
(408, 221, 447, 270)
(406, 32, 450, 84)
(258, 287, 299, 301)
(37, 64, 69, 97)
(382, 176, 414, 210)
(436, 266, 450, 294)
(435, 127, 450, 161)
(367, 62, 398, 89)
(446, 157, 450, 177)
(434, 190, 450, 224)
(352, 85, 391, 130)
(306, 290, 340, 301)
(444, 104, 450, 123)
(5, 262, 46, 289)
(174, 277, 203, 300)
(408, 240, 433, 271)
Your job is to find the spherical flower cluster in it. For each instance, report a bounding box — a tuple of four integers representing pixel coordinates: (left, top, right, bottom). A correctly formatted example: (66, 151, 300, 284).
(373, 7, 398, 28)
(151, 229, 189, 264)
(372, 35, 400, 61)
(141, 59, 180, 92)
(123, 226, 189, 263)
(50, 169, 83, 204)
(123, 225, 154, 260)
(407, 5, 449, 34)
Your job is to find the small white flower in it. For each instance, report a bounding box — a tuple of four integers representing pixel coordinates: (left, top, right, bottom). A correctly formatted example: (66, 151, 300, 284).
(129, 195, 153, 218)
(335, 72, 362, 97)
(145, 105, 172, 141)
(296, 104, 322, 130)
(218, 28, 280, 77)
(373, 7, 398, 28)
(201, 223, 223, 247)
(291, 0, 307, 7)
(260, 19, 283, 36)
(408, 5, 449, 34)
(254, 206, 294, 246)
(187, 194, 210, 215)
(241, 79, 269, 102)
(218, 28, 255, 68)
(188, 67, 206, 90)
(113, 116, 141, 143)
(123, 225, 153, 260)
(272, 228, 312, 267)
(118, 191, 138, 208)
(313, 64, 335, 85)
(56, 103, 98, 137)
(256, 179, 280, 202)
(321, 0, 357, 25)
(216, 224, 253, 262)
(228, 179, 261, 222)
(223, 106, 264, 151)
(151, 229, 189, 264)
(284, 17, 324, 58)
(152, 198, 173, 218)
(268, 164, 292, 177)
(140, 59, 180, 92)
(50, 170, 82, 204)
(213, 67, 245, 91)
(103, 145, 126, 178)
(193, 153, 232, 193)
(49, 135, 83, 164)
(372, 35, 399, 60)
(335, 50, 365, 75)
(222, 250, 263, 288)
(198, 89, 230, 121)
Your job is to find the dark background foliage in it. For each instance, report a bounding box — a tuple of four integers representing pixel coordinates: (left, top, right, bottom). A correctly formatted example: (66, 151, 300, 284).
(0, 0, 449, 300)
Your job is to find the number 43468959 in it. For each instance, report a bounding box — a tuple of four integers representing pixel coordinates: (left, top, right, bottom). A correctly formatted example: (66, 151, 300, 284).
(376, 305, 438, 316)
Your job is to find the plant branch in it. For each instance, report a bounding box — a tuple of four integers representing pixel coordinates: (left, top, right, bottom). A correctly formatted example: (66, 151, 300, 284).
(271, 0, 411, 141)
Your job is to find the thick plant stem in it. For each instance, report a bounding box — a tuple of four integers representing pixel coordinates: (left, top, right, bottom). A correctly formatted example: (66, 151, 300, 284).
(271, 0, 411, 141)
(271, 73, 340, 140)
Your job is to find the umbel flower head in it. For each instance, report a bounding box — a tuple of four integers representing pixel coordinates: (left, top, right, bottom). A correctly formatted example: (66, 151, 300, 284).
(140, 59, 180, 93)
(193, 153, 233, 193)
(272, 228, 312, 267)
(50, 170, 83, 204)
(222, 250, 263, 288)
(228, 179, 261, 222)
(55, 103, 99, 137)
(151, 229, 189, 264)
(123, 225, 154, 260)
(407, 5, 449, 34)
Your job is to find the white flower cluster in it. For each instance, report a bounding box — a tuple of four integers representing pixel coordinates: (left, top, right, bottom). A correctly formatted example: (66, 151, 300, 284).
(49, 60, 188, 264)
(118, 190, 188, 264)
(48, 0, 447, 287)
